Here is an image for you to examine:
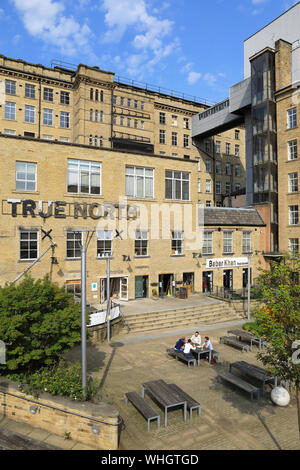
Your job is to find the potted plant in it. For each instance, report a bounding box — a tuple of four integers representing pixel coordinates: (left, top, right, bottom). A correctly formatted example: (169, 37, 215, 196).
(152, 288, 158, 300)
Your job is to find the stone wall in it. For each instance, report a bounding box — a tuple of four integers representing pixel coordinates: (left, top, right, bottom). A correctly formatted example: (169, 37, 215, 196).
(0, 379, 120, 450)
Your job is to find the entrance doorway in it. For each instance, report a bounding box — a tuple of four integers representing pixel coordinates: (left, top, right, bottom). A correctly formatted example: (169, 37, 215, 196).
(100, 276, 128, 303)
(135, 276, 148, 299)
(183, 273, 194, 293)
(159, 274, 173, 297)
(242, 268, 252, 289)
(202, 271, 213, 293)
(223, 269, 233, 291)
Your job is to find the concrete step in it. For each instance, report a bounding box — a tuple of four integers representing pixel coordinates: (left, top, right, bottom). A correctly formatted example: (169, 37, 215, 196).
(126, 310, 232, 328)
(123, 304, 230, 322)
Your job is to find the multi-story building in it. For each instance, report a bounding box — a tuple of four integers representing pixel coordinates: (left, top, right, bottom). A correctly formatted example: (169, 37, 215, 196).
(192, 2, 300, 260)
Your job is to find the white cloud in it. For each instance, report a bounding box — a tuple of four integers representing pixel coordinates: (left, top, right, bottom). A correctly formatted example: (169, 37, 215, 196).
(187, 71, 201, 85)
(203, 73, 217, 86)
(12, 0, 92, 57)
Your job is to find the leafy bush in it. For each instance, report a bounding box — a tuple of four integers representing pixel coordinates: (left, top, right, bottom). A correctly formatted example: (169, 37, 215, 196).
(243, 321, 260, 336)
(15, 360, 98, 401)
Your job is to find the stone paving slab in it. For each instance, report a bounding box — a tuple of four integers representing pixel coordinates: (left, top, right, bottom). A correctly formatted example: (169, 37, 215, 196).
(95, 321, 300, 451)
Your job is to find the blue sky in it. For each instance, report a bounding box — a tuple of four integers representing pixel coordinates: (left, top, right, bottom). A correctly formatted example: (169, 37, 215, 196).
(0, 0, 298, 104)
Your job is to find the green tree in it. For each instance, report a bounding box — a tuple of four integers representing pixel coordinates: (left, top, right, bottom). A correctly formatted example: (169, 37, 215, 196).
(0, 275, 82, 374)
(253, 255, 300, 436)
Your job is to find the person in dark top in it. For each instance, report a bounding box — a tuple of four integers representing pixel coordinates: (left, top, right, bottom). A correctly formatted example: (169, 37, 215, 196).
(174, 337, 186, 353)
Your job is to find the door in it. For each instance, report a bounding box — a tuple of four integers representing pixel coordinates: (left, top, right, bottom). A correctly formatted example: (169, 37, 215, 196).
(223, 270, 233, 290)
(135, 276, 148, 299)
(203, 272, 213, 293)
(120, 277, 128, 301)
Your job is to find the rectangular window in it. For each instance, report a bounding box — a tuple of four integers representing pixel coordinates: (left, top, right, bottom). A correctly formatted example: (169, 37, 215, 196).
(24, 105, 35, 123)
(205, 159, 212, 173)
(42, 135, 53, 141)
(20, 230, 38, 260)
(216, 161, 222, 174)
(287, 108, 297, 129)
(125, 166, 154, 198)
(67, 159, 101, 195)
(171, 230, 183, 255)
(223, 231, 233, 254)
(4, 129, 16, 135)
(235, 145, 240, 157)
(5, 102, 16, 120)
(127, 98, 131, 108)
(97, 230, 112, 258)
(159, 112, 166, 124)
(113, 95, 117, 105)
(243, 231, 251, 253)
(60, 111, 70, 128)
(206, 200, 211, 207)
(289, 238, 299, 254)
(44, 87, 53, 102)
(90, 88, 93, 100)
(195, 158, 201, 172)
(5, 80, 16, 95)
(216, 181, 221, 194)
(134, 100, 138, 109)
(141, 101, 145, 110)
(172, 132, 178, 146)
(198, 178, 201, 193)
(141, 120, 144, 130)
(206, 179, 211, 193)
(60, 91, 70, 105)
(120, 97, 125, 106)
(120, 117, 124, 126)
(288, 140, 298, 161)
(172, 115, 178, 126)
(216, 141, 221, 154)
(25, 83, 36, 99)
(183, 118, 189, 129)
(165, 170, 190, 201)
(183, 134, 189, 148)
(235, 164, 240, 177)
(159, 129, 166, 144)
(43, 108, 53, 126)
(60, 136, 69, 143)
(66, 231, 82, 259)
(226, 143, 230, 155)
(135, 230, 148, 257)
(95, 110, 98, 122)
(127, 118, 131, 127)
(288, 172, 298, 193)
(16, 161, 37, 191)
(235, 129, 240, 140)
(226, 163, 231, 176)
(226, 182, 231, 194)
(203, 231, 213, 255)
(289, 205, 299, 225)
(205, 140, 211, 153)
(134, 119, 138, 129)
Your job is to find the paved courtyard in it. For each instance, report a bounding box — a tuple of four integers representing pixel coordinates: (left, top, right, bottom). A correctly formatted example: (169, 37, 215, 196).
(85, 321, 300, 451)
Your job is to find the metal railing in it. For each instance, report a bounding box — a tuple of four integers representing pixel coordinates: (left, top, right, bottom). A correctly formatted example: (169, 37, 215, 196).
(208, 286, 262, 301)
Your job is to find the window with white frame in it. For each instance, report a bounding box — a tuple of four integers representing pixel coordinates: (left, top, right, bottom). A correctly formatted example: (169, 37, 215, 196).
(4, 129, 16, 135)
(287, 107, 297, 129)
(289, 205, 299, 225)
(216, 141, 221, 154)
(216, 161, 222, 174)
(184, 118, 189, 129)
(198, 178, 201, 193)
(159, 112, 166, 124)
(226, 182, 231, 194)
(205, 140, 211, 153)
(235, 129, 240, 140)
(125, 166, 154, 198)
(60, 111, 70, 128)
(97, 230, 112, 257)
(235, 164, 240, 177)
(66, 231, 82, 259)
(95, 110, 98, 122)
(243, 231, 251, 253)
(16, 161, 37, 191)
(20, 230, 38, 260)
(195, 158, 201, 171)
(5, 102, 16, 120)
(127, 98, 131, 107)
(141, 101, 145, 110)
(203, 231, 213, 255)
(113, 95, 117, 105)
(235, 144, 240, 157)
(135, 230, 148, 257)
(120, 97, 124, 106)
(159, 129, 165, 144)
(206, 179, 211, 193)
(206, 200, 211, 207)
(134, 100, 138, 109)
(226, 143, 230, 155)
(5, 80, 16, 95)
(127, 118, 131, 127)
(43, 87, 53, 102)
(288, 172, 298, 193)
(134, 119, 138, 129)
(172, 115, 178, 126)
(100, 111, 103, 123)
(24, 105, 35, 123)
(43, 108, 53, 126)
(25, 83, 35, 99)
(60, 91, 70, 105)
(67, 159, 101, 194)
(223, 231, 233, 254)
(288, 140, 297, 160)
(205, 159, 212, 173)
(120, 116, 124, 126)
(225, 163, 231, 175)
(171, 230, 183, 255)
(89, 109, 93, 121)
(172, 132, 178, 146)
(141, 120, 144, 129)
(216, 181, 221, 194)
(289, 238, 299, 254)
(165, 170, 190, 201)
(42, 134, 53, 141)
(183, 134, 189, 148)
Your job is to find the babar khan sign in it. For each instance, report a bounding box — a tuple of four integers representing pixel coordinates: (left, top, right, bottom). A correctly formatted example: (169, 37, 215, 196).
(4, 199, 138, 220)
(206, 257, 249, 269)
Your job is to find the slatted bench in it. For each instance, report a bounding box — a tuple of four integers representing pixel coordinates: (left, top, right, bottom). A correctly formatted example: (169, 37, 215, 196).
(218, 371, 260, 401)
(167, 383, 201, 419)
(125, 391, 160, 431)
(166, 348, 196, 368)
(219, 336, 249, 352)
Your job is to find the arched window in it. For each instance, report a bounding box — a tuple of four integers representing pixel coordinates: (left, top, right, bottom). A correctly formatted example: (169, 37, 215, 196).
(90, 109, 93, 121)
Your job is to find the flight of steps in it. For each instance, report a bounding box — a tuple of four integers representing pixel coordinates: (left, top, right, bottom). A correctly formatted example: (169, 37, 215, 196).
(122, 300, 245, 334)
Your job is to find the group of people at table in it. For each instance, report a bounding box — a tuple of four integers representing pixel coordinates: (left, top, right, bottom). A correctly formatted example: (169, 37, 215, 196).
(174, 332, 213, 360)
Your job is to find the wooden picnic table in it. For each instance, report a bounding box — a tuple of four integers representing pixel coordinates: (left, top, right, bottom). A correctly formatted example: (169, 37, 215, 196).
(191, 347, 212, 366)
(141, 379, 187, 427)
(227, 329, 264, 351)
(229, 361, 278, 395)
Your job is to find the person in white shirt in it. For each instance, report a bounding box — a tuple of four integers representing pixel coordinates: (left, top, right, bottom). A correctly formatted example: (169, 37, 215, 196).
(191, 331, 201, 347)
(183, 339, 196, 358)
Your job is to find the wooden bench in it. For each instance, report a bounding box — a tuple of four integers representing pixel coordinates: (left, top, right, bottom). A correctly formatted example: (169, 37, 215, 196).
(125, 391, 160, 431)
(218, 372, 260, 401)
(219, 336, 249, 352)
(167, 383, 201, 419)
(166, 348, 196, 368)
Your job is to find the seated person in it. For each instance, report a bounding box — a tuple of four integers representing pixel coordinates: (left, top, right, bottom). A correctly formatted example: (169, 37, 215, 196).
(191, 331, 201, 347)
(183, 339, 196, 358)
(174, 337, 186, 353)
(202, 336, 213, 361)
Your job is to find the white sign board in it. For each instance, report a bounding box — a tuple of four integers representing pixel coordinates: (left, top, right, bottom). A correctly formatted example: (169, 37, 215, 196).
(91, 282, 98, 292)
(88, 305, 120, 327)
(206, 257, 249, 269)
